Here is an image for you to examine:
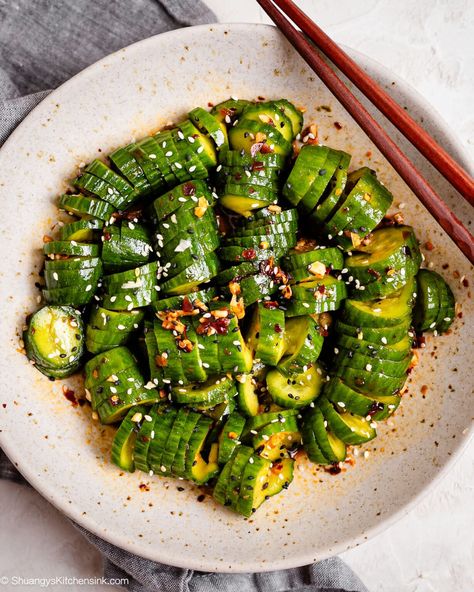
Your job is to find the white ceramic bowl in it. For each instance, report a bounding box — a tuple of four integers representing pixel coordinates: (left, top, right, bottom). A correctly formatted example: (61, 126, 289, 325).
(0, 24, 472, 572)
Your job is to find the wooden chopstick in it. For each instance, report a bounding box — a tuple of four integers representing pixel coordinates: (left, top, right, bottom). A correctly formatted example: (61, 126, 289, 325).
(271, 0, 474, 205)
(257, 0, 474, 264)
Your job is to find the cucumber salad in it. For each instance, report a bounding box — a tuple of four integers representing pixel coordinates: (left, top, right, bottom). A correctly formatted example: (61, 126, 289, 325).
(23, 98, 456, 517)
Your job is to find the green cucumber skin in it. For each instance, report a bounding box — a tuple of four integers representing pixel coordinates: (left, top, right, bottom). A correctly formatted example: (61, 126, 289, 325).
(414, 269, 455, 334)
(335, 334, 413, 362)
(218, 412, 246, 464)
(24, 306, 84, 379)
(282, 246, 344, 272)
(111, 405, 147, 472)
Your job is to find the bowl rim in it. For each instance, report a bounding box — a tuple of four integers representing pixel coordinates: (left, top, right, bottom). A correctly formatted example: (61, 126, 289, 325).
(0, 22, 472, 572)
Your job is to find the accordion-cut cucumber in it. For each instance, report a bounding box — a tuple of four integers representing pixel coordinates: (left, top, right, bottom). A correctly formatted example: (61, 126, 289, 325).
(282, 245, 344, 273)
(325, 167, 393, 248)
(310, 151, 352, 225)
(229, 119, 292, 156)
(252, 416, 301, 460)
(24, 306, 84, 379)
(283, 145, 329, 206)
(301, 407, 347, 463)
(266, 363, 325, 409)
(241, 101, 294, 143)
(171, 376, 235, 406)
(101, 222, 152, 271)
(341, 278, 415, 328)
(218, 412, 246, 464)
(43, 262, 102, 306)
(278, 316, 323, 375)
(59, 193, 115, 221)
(318, 397, 377, 445)
(111, 405, 146, 472)
(413, 269, 455, 334)
(151, 180, 214, 221)
(43, 241, 99, 258)
(246, 303, 286, 366)
(189, 107, 229, 151)
(59, 219, 103, 241)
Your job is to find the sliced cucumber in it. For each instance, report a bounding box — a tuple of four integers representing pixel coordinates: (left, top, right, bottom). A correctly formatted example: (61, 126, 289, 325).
(318, 397, 377, 445)
(24, 306, 84, 379)
(245, 303, 286, 366)
(278, 316, 323, 375)
(111, 405, 146, 471)
(266, 363, 324, 409)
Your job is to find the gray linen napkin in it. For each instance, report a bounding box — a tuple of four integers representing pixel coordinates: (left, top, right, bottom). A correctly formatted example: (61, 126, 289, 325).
(0, 2, 369, 590)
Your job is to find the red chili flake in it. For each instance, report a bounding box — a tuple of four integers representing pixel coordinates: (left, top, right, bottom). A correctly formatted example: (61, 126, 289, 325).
(220, 107, 234, 119)
(368, 401, 385, 416)
(197, 494, 205, 502)
(317, 284, 326, 294)
(250, 142, 272, 157)
(366, 150, 372, 158)
(242, 248, 257, 260)
(62, 385, 78, 407)
(325, 463, 342, 475)
(234, 172, 242, 181)
(182, 182, 196, 196)
(207, 102, 214, 108)
(263, 301, 279, 309)
(425, 241, 434, 251)
(2, 403, 6, 408)
(413, 333, 426, 348)
(334, 121, 342, 130)
(251, 161, 264, 171)
(274, 323, 282, 333)
(367, 268, 381, 279)
(462, 278, 469, 287)
(155, 354, 168, 368)
(181, 296, 194, 313)
(248, 186, 255, 194)
(139, 483, 150, 492)
(196, 316, 230, 336)
(103, 232, 111, 241)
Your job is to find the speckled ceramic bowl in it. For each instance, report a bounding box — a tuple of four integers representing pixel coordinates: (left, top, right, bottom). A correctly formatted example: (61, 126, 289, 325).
(0, 24, 472, 572)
